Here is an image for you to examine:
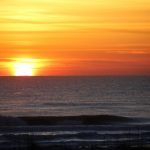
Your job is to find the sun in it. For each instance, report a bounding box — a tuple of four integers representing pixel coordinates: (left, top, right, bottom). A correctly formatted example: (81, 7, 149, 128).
(14, 62, 33, 76)
(13, 59, 36, 76)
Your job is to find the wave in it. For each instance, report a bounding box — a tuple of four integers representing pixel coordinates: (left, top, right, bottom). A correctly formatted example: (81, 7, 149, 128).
(0, 116, 26, 126)
(0, 115, 150, 150)
(1, 114, 149, 126)
(19, 115, 135, 126)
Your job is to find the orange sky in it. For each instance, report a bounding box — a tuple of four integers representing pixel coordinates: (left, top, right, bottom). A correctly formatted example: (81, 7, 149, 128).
(0, 0, 150, 76)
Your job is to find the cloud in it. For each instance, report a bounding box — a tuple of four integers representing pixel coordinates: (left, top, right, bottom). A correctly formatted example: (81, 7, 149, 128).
(0, 58, 14, 62)
(108, 29, 150, 34)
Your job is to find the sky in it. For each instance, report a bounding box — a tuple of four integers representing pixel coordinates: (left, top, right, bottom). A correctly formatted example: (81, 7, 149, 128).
(0, 0, 150, 76)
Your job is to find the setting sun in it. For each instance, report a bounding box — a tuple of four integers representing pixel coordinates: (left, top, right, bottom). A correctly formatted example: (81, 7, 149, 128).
(12, 58, 37, 76)
(14, 62, 34, 76)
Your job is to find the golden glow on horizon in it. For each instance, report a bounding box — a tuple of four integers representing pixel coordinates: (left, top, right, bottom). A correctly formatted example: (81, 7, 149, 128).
(0, 0, 150, 76)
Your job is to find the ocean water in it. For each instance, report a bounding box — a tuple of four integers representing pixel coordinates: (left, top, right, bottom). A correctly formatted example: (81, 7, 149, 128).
(0, 76, 150, 149)
(0, 76, 150, 118)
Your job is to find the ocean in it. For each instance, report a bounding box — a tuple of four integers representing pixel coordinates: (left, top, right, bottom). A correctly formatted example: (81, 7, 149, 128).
(0, 76, 150, 149)
(0, 76, 150, 117)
